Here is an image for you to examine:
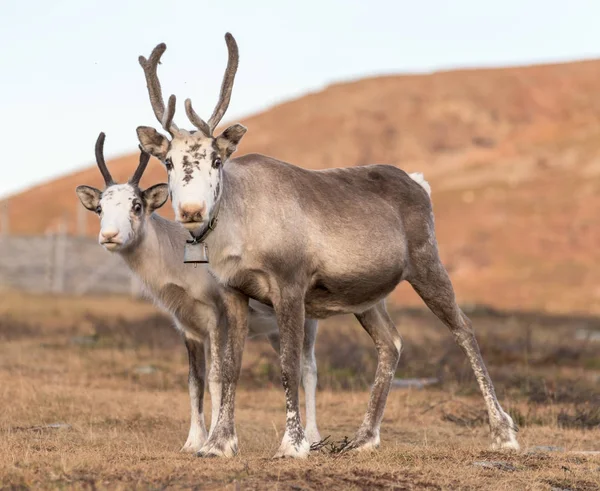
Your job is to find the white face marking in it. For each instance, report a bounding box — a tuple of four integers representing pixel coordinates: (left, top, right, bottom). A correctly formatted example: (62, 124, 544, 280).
(165, 132, 222, 232)
(97, 184, 143, 251)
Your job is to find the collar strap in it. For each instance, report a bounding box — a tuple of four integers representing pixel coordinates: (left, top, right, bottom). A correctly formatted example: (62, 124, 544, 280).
(187, 212, 218, 244)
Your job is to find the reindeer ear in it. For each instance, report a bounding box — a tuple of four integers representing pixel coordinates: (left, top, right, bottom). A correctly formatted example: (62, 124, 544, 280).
(76, 186, 101, 211)
(142, 183, 169, 212)
(215, 124, 247, 159)
(137, 126, 170, 160)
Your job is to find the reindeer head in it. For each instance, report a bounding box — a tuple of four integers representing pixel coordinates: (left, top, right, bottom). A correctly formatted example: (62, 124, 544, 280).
(136, 34, 247, 236)
(76, 133, 169, 252)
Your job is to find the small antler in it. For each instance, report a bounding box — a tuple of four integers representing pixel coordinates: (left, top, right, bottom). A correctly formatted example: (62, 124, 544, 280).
(138, 43, 179, 136)
(129, 147, 151, 186)
(185, 33, 239, 135)
(95, 132, 114, 186)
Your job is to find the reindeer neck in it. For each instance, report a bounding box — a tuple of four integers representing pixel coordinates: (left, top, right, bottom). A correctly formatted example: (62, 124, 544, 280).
(119, 214, 188, 295)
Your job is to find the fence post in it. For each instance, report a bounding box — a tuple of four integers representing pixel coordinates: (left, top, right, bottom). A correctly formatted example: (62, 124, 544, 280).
(45, 229, 54, 290)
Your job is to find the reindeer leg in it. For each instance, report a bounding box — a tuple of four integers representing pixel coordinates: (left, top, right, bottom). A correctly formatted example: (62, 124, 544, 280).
(181, 335, 208, 453)
(207, 326, 223, 438)
(196, 287, 248, 458)
(268, 319, 321, 445)
(342, 301, 401, 452)
(272, 289, 310, 458)
(301, 319, 321, 445)
(408, 255, 519, 451)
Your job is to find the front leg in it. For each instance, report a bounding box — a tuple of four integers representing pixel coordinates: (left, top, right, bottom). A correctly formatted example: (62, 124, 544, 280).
(197, 287, 249, 458)
(267, 318, 321, 445)
(273, 289, 310, 459)
(207, 324, 224, 438)
(181, 335, 208, 453)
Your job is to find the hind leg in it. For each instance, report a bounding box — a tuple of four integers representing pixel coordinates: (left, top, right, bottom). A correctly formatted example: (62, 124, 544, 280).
(301, 319, 321, 444)
(408, 253, 519, 450)
(343, 301, 401, 452)
(181, 334, 208, 453)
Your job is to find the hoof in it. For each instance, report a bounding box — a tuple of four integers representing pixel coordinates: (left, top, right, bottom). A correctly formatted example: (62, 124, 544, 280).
(273, 434, 310, 459)
(180, 430, 206, 453)
(490, 411, 520, 452)
(196, 435, 238, 458)
(180, 442, 204, 454)
(334, 431, 380, 454)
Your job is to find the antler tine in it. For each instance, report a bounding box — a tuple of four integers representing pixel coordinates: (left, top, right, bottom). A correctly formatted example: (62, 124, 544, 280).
(162, 94, 177, 133)
(138, 43, 179, 135)
(129, 147, 151, 186)
(184, 98, 211, 136)
(95, 132, 114, 186)
(207, 32, 239, 133)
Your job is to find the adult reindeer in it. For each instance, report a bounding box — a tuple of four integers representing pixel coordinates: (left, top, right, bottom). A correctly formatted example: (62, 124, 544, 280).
(136, 34, 519, 459)
(76, 133, 321, 455)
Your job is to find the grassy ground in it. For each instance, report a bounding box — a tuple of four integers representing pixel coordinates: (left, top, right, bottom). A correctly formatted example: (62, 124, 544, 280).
(0, 291, 598, 490)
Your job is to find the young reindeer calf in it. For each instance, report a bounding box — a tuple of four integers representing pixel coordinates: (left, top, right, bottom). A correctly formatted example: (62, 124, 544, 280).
(75, 133, 321, 455)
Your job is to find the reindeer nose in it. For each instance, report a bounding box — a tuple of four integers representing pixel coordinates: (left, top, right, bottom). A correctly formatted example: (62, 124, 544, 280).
(179, 202, 206, 222)
(100, 228, 118, 241)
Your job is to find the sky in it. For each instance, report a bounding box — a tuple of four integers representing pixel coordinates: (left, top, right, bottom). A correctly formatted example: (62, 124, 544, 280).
(1, 0, 600, 198)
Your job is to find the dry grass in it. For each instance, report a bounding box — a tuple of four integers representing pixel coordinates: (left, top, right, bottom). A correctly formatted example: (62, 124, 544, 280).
(0, 291, 599, 490)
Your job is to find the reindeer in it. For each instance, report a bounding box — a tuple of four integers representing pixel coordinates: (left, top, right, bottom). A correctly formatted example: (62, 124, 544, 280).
(75, 133, 321, 454)
(135, 34, 519, 459)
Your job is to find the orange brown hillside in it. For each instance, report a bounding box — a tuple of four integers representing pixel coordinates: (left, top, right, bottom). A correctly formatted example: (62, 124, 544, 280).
(3, 59, 600, 314)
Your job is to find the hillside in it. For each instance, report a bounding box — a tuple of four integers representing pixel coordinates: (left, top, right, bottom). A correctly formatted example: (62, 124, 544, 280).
(3, 59, 600, 314)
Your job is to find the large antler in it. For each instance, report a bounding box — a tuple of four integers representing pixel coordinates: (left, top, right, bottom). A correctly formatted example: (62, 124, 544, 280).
(185, 32, 239, 135)
(129, 147, 151, 186)
(95, 132, 114, 186)
(138, 43, 179, 136)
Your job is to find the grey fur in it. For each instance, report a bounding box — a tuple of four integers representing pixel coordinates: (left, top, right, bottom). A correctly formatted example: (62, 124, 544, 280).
(139, 137, 520, 457)
(204, 155, 518, 456)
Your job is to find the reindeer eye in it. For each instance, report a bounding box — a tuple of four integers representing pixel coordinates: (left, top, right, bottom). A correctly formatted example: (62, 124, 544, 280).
(214, 157, 222, 168)
(165, 158, 173, 171)
(133, 202, 142, 214)
(95, 205, 102, 215)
